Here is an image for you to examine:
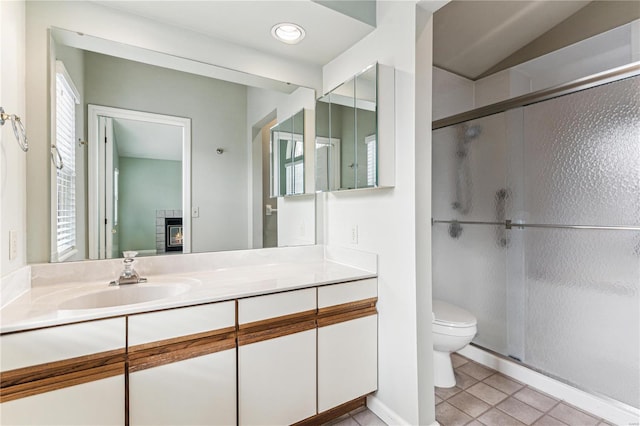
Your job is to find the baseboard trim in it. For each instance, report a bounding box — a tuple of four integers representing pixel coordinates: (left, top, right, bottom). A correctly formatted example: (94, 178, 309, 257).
(458, 345, 640, 425)
(366, 395, 415, 426)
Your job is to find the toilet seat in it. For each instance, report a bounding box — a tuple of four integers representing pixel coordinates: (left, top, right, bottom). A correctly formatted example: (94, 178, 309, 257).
(432, 300, 477, 327)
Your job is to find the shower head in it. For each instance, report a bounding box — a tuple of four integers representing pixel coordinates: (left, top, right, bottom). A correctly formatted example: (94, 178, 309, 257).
(464, 125, 481, 141)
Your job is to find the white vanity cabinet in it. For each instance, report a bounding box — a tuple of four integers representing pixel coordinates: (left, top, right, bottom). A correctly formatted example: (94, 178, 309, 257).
(0, 318, 126, 425)
(127, 301, 237, 426)
(317, 279, 378, 412)
(237, 288, 317, 425)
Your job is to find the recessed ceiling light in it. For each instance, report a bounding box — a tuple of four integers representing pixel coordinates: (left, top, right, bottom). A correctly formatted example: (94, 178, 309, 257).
(271, 23, 305, 45)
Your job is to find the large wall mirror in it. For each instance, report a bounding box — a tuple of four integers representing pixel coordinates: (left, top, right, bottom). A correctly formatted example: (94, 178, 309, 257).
(43, 27, 316, 263)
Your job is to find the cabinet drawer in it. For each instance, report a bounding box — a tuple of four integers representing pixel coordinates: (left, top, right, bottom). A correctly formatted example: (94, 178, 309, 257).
(318, 278, 377, 309)
(0, 318, 125, 372)
(128, 301, 235, 346)
(238, 288, 315, 325)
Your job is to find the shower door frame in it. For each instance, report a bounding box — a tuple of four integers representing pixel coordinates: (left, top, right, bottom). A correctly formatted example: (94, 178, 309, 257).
(433, 62, 640, 131)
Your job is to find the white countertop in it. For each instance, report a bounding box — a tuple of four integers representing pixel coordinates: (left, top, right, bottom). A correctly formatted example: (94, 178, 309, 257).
(1, 258, 375, 333)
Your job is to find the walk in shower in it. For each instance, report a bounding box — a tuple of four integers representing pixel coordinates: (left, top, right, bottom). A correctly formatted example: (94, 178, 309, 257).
(432, 67, 640, 409)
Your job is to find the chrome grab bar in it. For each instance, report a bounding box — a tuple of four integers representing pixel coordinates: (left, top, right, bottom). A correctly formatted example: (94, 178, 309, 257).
(432, 219, 640, 232)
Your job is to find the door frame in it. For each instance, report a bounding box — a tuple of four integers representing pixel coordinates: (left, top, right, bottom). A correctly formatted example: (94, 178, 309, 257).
(88, 105, 191, 259)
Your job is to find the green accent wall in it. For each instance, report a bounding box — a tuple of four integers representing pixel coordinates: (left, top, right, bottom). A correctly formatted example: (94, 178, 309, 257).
(118, 157, 181, 252)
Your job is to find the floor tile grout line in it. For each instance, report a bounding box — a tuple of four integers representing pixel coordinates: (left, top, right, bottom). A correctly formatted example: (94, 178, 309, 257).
(493, 398, 545, 426)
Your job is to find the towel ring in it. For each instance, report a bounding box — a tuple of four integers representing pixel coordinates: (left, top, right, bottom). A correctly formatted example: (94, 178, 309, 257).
(0, 107, 28, 152)
(51, 145, 64, 170)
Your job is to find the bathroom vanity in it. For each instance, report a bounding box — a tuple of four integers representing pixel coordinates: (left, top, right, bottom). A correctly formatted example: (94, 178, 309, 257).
(0, 246, 378, 426)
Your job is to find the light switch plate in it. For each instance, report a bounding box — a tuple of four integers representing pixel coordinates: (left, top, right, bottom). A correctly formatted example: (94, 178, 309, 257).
(350, 225, 358, 244)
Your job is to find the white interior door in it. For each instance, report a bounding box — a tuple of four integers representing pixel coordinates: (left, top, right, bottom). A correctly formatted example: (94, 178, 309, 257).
(104, 117, 116, 258)
(96, 116, 107, 259)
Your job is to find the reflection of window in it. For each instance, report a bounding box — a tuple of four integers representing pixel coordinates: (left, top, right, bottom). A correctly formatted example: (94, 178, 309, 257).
(365, 134, 377, 187)
(53, 61, 80, 261)
(283, 136, 304, 195)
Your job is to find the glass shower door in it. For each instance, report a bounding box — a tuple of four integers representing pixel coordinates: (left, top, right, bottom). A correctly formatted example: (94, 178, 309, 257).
(432, 110, 520, 357)
(518, 76, 640, 408)
(432, 74, 640, 409)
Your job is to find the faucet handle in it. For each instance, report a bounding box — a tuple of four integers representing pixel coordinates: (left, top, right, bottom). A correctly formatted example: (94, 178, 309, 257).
(123, 251, 138, 259)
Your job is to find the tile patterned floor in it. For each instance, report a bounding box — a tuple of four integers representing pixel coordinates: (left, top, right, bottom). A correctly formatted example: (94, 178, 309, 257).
(436, 353, 613, 426)
(328, 353, 613, 426)
(326, 406, 387, 426)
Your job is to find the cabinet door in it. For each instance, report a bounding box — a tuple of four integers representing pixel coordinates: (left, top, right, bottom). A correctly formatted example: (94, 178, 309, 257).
(129, 350, 236, 426)
(317, 279, 378, 412)
(238, 329, 316, 425)
(1, 375, 124, 425)
(128, 302, 236, 426)
(318, 315, 378, 412)
(237, 288, 317, 425)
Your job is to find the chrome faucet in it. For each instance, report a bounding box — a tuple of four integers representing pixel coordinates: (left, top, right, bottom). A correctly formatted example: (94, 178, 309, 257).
(110, 251, 147, 286)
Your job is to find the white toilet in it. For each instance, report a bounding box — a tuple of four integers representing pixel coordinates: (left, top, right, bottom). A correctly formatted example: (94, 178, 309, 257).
(432, 299, 477, 388)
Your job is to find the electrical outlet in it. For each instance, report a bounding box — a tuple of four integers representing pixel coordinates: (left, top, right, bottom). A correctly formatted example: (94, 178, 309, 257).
(350, 225, 358, 244)
(191, 206, 200, 218)
(9, 230, 18, 260)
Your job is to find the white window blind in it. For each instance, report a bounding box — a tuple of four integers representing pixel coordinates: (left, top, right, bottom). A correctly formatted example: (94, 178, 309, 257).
(366, 135, 377, 187)
(54, 65, 79, 260)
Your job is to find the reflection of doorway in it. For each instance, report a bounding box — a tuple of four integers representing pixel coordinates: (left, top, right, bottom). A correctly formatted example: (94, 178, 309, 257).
(88, 105, 191, 259)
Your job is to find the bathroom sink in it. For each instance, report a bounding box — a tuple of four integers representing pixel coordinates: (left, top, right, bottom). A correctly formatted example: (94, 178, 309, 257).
(58, 283, 190, 310)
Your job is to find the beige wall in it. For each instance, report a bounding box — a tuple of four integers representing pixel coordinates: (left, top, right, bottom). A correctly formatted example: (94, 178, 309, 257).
(1, 1, 27, 276)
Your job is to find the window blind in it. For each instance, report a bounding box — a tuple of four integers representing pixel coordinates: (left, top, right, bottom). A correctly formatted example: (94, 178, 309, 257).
(366, 136, 377, 187)
(55, 71, 78, 258)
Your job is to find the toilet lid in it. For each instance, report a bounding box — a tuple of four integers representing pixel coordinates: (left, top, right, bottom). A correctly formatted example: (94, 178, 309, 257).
(433, 300, 477, 327)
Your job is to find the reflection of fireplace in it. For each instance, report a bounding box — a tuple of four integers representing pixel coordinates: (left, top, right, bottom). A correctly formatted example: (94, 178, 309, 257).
(165, 217, 183, 252)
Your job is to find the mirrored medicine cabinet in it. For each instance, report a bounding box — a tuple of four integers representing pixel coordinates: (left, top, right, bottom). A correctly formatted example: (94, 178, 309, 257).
(315, 63, 395, 192)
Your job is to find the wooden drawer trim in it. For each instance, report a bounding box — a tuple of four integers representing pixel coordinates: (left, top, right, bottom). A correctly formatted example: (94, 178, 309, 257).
(0, 348, 126, 389)
(238, 309, 316, 332)
(293, 395, 367, 426)
(1, 360, 125, 403)
(127, 326, 236, 353)
(237, 309, 317, 346)
(238, 320, 317, 346)
(128, 328, 236, 372)
(317, 298, 378, 328)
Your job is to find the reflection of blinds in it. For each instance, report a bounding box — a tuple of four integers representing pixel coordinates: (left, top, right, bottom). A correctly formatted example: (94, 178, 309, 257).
(55, 70, 78, 258)
(294, 162, 304, 193)
(285, 161, 304, 195)
(366, 135, 376, 186)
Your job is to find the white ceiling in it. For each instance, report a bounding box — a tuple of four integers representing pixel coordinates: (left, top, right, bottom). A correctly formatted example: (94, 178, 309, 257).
(92, 1, 375, 66)
(433, 0, 591, 79)
(113, 118, 182, 162)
